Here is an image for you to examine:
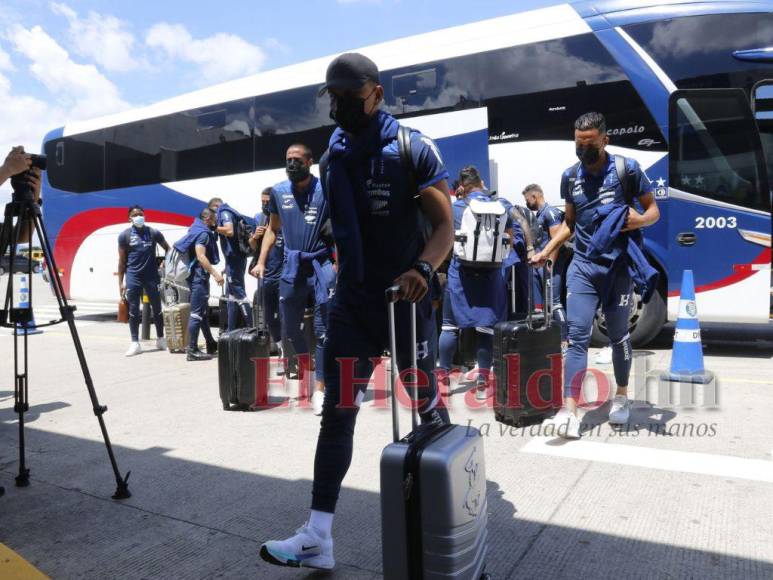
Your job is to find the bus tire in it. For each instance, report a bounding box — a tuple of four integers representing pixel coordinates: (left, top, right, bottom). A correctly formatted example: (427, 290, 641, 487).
(590, 284, 666, 348)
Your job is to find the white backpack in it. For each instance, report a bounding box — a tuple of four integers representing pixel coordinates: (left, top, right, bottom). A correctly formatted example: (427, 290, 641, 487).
(453, 198, 511, 268)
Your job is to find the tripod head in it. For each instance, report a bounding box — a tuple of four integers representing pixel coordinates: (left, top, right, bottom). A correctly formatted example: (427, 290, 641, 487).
(10, 154, 46, 204)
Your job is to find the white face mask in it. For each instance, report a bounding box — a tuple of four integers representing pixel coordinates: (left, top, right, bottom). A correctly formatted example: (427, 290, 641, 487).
(131, 215, 145, 227)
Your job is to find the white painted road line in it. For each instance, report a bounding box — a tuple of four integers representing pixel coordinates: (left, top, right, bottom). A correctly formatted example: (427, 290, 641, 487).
(521, 437, 773, 484)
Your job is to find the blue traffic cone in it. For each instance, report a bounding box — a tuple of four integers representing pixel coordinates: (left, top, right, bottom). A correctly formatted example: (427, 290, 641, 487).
(15, 274, 42, 335)
(660, 270, 711, 384)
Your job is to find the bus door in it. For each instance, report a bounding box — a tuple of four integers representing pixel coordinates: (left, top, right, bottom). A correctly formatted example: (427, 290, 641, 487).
(753, 81, 773, 197)
(667, 89, 771, 323)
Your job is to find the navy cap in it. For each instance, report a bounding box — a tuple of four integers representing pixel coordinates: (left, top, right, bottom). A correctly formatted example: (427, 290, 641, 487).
(319, 53, 380, 96)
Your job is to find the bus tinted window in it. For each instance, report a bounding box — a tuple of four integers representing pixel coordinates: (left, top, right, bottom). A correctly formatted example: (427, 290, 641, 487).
(624, 13, 773, 92)
(254, 85, 334, 168)
(479, 34, 664, 149)
(45, 133, 104, 193)
(382, 54, 481, 116)
(379, 34, 664, 151)
(670, 90, 770, 213)
(105, 97, 254, 188)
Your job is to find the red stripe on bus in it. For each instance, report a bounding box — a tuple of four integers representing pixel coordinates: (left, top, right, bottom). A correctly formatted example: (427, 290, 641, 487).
(667, 248, 771, 297)
(53, 208, 194, 297)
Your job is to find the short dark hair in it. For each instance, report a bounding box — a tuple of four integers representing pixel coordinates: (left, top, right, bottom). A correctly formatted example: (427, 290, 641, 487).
(287, 143, 312, 160)
(575, 112, 606, 134)
(261, 187, 273, 197)
(207, 197, 223, 208)
(199, 207, 214, 220)
(459, 165, 482, 187)
(127, 204, 144, 216)
(522, 184, 543, 196)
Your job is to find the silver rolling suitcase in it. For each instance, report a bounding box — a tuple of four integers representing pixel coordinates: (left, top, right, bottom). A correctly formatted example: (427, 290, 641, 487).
(380, 286, 490, 580)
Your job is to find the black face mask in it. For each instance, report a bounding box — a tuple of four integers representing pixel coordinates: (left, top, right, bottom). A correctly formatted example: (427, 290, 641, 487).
(261, 202, 270, 215)
(576, 145, 601, 166)
(329, 88, 376, 134)
(286, 159, 310, 183)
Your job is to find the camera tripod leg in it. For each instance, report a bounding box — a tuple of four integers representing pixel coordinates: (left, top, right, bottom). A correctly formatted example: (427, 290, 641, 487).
(14, 328, 31, 488)
(32, 215, 132, 499)
(1, 205, 32, 487)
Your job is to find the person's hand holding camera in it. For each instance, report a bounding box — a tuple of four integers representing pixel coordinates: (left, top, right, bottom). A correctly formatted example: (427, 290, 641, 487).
(0, 146, 31, 184)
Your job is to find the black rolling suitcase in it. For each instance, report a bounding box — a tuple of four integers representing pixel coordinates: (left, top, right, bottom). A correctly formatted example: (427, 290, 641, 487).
(381, 286, 490, 580)
(218, 322, 270, 411)
(494, 262, 562, 427)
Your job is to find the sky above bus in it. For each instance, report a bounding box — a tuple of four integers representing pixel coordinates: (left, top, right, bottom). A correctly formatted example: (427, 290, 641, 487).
(0, 0, 562, 199)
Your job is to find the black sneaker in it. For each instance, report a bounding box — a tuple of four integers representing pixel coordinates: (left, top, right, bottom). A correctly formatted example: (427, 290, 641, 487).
(206, 341, 218, 355)
(187, 348, 213, 361)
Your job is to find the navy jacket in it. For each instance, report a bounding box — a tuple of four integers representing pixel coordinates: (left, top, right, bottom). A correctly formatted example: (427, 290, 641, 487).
(587, 203, 658, 305)
(174, 219, 220, 266)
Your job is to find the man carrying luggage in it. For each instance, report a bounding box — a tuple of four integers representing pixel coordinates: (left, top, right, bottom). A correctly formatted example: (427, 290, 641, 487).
(259, 52, 453, 570)
(438, 166, 514, 401)
(208, 197, 251, 332)
(253, 143, 335, 416)
(531, 112, 660, 438)
(118, 205, 169, 356)
(249, 187, 285, 362)
(175, 207, 223, 361)
(522, 183, 568, 348)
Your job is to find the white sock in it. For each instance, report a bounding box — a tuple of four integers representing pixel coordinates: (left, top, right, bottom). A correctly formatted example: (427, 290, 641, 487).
(308, 510, 333, 538)
(276, 340, 283, 352)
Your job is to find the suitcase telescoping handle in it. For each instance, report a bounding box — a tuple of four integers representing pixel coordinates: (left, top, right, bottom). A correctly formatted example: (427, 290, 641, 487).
(255, 276, 267, 333)
(385, 285, 419, 443)
(526, 258, 553, 331)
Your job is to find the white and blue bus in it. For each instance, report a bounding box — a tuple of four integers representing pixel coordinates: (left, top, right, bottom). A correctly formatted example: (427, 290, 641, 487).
(41, 0, 772, 345)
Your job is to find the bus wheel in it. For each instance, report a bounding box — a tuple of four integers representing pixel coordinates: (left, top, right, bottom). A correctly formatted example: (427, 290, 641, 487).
(590, 284, 666, 348)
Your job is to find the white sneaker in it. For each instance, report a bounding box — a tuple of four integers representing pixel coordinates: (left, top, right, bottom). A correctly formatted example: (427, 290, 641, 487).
(475, 375, 489, 401)
(311, 390, 325, 416)
(594, 346, 612, 365)
(609, 395, 631, 425)
(543, 409, 581, 439)
(260, 524, 334, 570)
(156, 336, 167, 351)
(125, 342, 142, 357)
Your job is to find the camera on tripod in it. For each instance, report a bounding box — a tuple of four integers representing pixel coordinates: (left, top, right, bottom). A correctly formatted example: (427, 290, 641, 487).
(10, 154, 46, 202)
(0, 149, 131, 498)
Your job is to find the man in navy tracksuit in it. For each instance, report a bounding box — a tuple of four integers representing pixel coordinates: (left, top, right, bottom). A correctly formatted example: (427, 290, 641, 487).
(522, 183, 568, 344)
(261, 52, 453, 571)
(117, 205, 169, 357)
(174, 207, 223, 361)
(255, 144, 336, 415)
(532, 112, 660, 439)
(438, 166, 514, 401)
(249, 187, 285, 359)
(208, 197, 251, 331)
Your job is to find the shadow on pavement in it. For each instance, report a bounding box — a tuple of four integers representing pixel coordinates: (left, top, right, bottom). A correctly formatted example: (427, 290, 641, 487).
(0, 401, 71, 425)
(0, 423, 771, 579)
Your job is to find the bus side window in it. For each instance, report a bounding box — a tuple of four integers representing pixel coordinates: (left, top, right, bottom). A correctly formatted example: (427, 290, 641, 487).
(669, 89, 770, 213)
